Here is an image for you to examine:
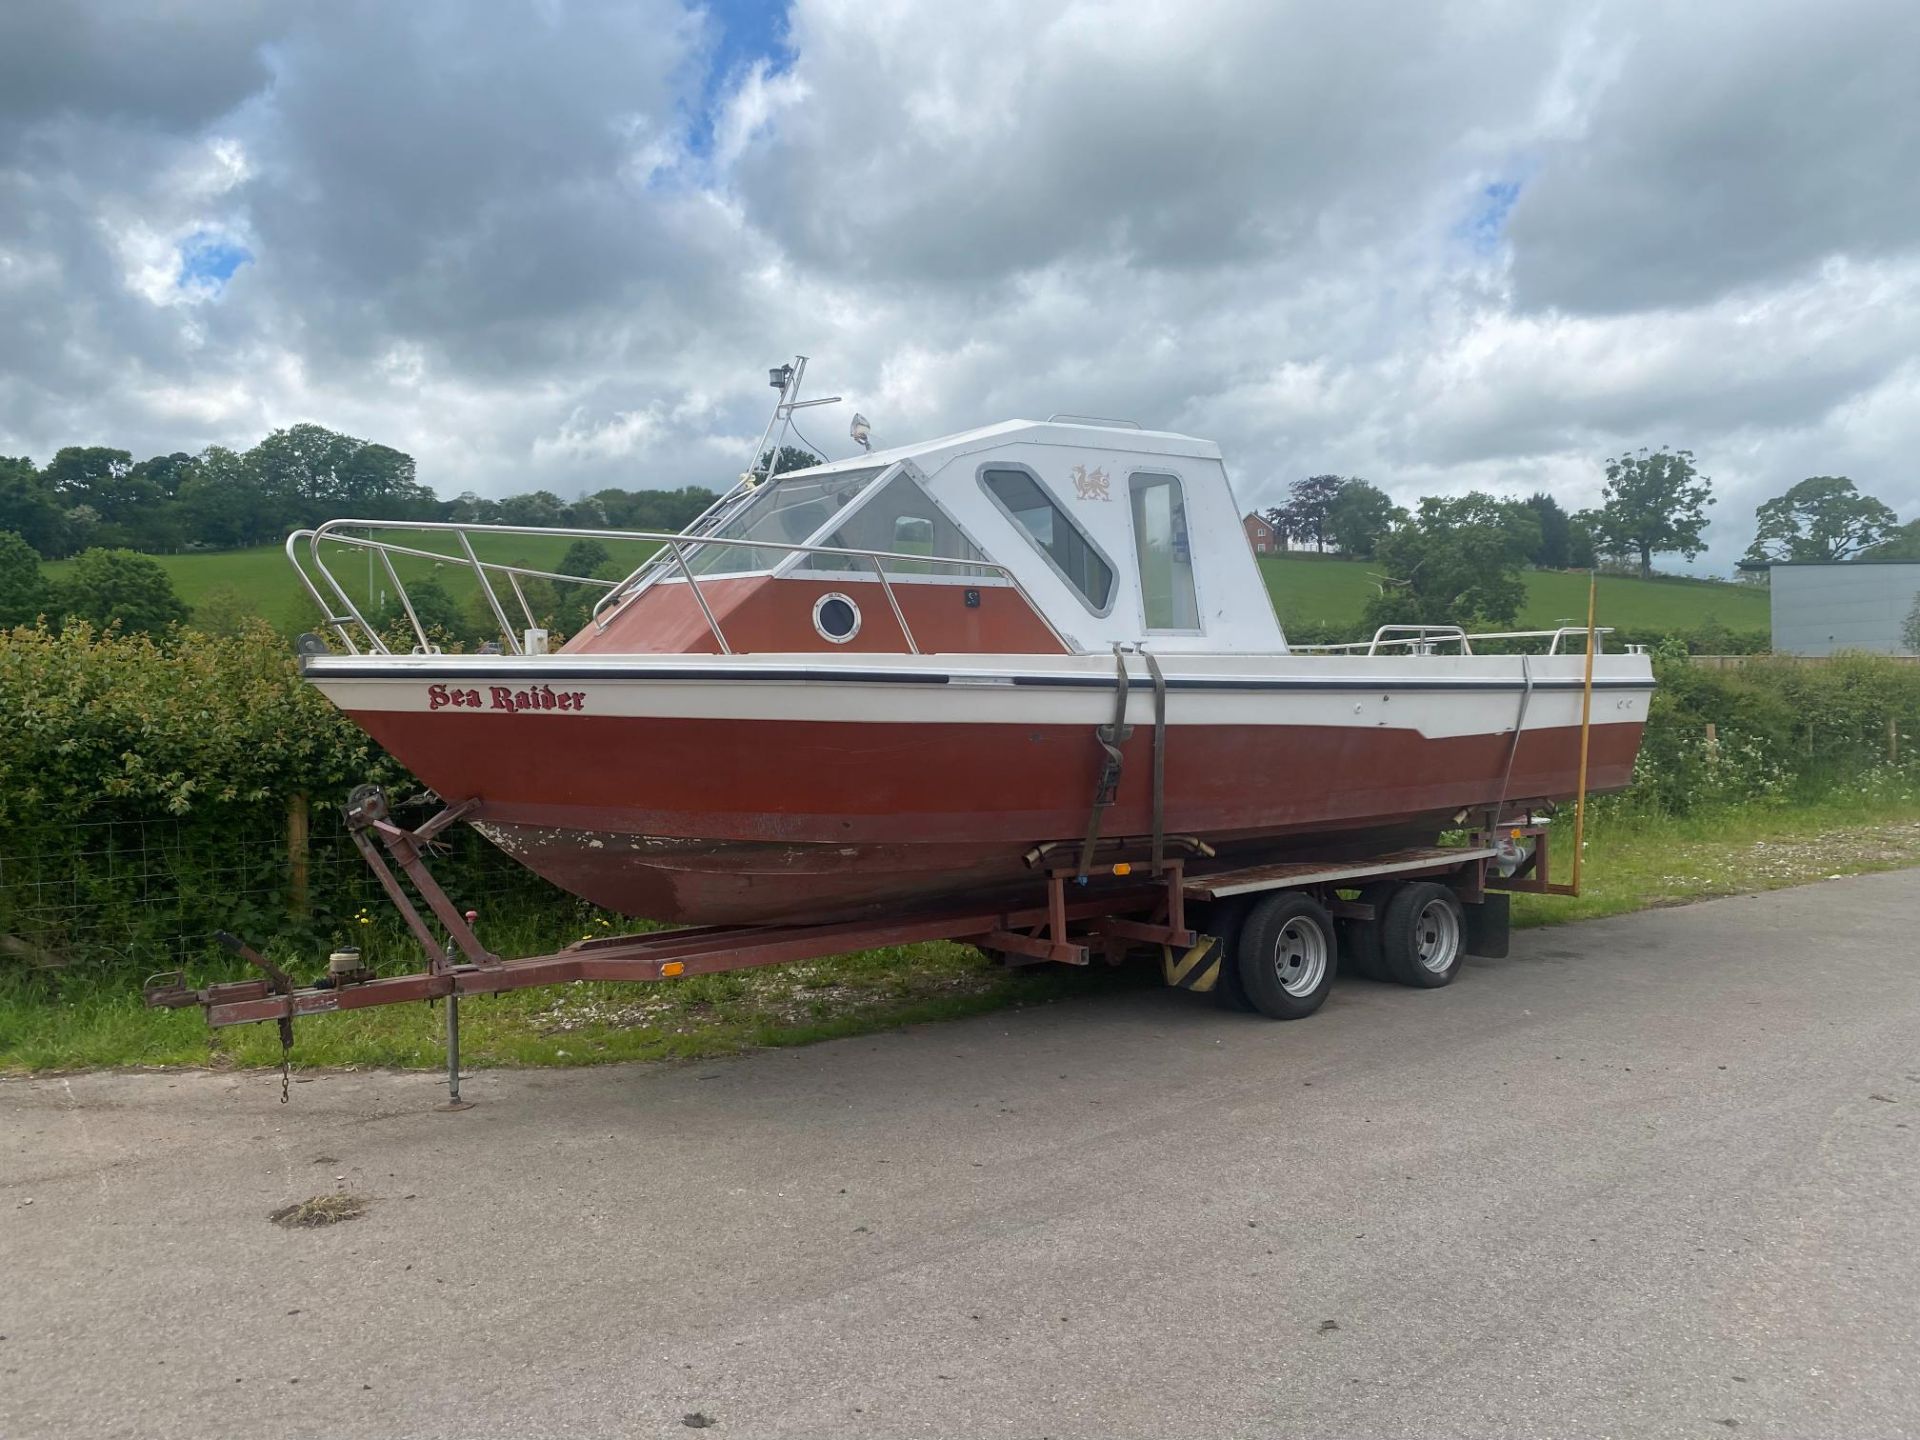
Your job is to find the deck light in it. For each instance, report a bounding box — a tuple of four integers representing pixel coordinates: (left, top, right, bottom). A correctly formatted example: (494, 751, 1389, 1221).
(769, 364, 794, 391)
(850, 413, 872, 451)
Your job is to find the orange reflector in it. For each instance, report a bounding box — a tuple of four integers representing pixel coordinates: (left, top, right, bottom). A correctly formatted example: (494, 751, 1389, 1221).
(1112, 862, 1132, 876)
(661, 961, 686, 978)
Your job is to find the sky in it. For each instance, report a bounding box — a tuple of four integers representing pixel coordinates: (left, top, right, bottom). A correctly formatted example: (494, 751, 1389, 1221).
(1, 0, 1916, 573)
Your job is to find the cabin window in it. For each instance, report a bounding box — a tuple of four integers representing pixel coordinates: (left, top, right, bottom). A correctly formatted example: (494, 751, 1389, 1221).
(980, 467, 1115, 612)
(802, 473, 989, 577)
(1129, 473, 1200, 631)
(684, 466, 883, 576)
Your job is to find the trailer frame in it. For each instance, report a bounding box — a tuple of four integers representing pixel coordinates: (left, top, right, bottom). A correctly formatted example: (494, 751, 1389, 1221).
(143, 786, 1563, 1107)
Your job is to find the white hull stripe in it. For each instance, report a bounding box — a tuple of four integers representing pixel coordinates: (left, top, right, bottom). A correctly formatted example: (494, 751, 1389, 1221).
(308, 660, 1645, 695)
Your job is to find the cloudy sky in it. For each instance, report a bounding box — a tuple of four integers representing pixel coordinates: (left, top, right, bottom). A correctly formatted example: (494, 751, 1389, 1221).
(2, 0, 1916, 571)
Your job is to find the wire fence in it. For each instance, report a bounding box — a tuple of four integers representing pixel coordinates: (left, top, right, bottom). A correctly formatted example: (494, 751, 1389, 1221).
(0, 802, 558, 976)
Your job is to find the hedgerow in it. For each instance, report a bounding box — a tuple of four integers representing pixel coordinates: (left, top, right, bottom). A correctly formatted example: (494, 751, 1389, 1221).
(1, 622, 1916, 975)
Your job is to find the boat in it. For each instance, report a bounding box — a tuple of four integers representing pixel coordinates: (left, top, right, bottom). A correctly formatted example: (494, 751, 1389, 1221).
(287, 360, 1654, 926)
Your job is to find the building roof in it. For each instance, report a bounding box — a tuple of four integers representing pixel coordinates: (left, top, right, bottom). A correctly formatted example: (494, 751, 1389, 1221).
(1742, 556, 1920, 569)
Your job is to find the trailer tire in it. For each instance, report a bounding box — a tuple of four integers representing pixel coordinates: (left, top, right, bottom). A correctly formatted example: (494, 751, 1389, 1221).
(1235, 892, 1337, 1020)
(1336, 882, 1402, 981)
(1380, 882, 1466, 988)
(1194, 897, 1256, 1011)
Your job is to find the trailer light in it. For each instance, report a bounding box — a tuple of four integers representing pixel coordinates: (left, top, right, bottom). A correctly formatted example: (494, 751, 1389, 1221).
(661, 962, 686, 978)
(1112, 862, 1132, 876)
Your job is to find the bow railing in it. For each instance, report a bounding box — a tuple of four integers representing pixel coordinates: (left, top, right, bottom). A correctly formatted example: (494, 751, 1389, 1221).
(285, 519, 1059, 658)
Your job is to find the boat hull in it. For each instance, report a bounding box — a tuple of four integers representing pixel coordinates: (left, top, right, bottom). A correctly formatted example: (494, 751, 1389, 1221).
(306, 652, 1652, 925)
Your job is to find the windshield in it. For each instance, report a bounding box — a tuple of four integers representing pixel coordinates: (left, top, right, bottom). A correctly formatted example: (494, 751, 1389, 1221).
(802, 473, 991, 577)
(682, 466, 884, 575)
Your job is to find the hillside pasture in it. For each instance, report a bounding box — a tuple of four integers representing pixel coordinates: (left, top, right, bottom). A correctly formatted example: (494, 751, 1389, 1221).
(44, 531, 663, 634)
(1258, 553, 1769, 636)
(44, 535, 1771, 638)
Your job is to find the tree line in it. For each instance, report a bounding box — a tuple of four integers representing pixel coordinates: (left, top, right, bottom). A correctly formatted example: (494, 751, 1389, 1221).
(0, 422, 722, 560)
(1261, 450, 1915, 634)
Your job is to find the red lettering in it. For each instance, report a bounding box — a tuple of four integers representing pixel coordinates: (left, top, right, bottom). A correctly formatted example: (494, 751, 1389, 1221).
(428, 683, 449, 710)
(489, 686, 514, 710)
(464, 689, 481, 707)
(571, 692, 586, 710)
(557, 692, 573, 711)
(514, 689, 532, 711)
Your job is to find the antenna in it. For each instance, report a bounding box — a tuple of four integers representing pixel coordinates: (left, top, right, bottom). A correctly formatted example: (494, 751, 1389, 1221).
(747, 355, 842, 483)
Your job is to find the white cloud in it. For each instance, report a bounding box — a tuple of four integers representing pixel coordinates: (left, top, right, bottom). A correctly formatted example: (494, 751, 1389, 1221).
(0, 0, 1916, 573)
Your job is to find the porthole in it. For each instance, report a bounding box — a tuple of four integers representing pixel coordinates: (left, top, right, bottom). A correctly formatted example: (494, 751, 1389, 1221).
(812, 592, 862, 643)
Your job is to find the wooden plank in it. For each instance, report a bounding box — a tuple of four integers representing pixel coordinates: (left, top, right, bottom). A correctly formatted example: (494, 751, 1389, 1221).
(1184, 847, 1497, 900)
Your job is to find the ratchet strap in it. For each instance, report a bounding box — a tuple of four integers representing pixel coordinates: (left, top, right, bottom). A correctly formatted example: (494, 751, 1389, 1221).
(1142, 648, 1168, 875)
(1077, 649, 1134, 876)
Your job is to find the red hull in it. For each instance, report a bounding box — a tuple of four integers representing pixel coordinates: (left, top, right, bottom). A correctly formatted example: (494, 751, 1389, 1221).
(346, 710, 1642, 924)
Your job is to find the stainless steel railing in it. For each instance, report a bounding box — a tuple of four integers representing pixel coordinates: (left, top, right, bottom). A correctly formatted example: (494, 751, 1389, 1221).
(1288, 624, 1616, 657)
(285, 519, 1062, 657)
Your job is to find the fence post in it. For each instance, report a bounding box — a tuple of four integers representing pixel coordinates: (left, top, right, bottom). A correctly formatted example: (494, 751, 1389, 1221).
(1892, 716, 1902, 766)
(288, 793, 310, 921)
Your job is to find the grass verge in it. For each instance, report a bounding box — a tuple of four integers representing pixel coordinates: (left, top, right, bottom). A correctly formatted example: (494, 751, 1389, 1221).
(4, 796, 1918, 1076)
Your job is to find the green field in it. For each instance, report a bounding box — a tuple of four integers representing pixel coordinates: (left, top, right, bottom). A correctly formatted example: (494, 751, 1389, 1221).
(1259, 554, 1769, 635)
(45, 531, 663, 633)
(46, 537, 1770, 637)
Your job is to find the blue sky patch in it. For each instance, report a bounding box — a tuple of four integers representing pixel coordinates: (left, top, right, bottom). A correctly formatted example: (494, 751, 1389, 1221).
(177, 231, 251, 294)
(1461, 179, 1522, 255)
(686, 0, 792, 158)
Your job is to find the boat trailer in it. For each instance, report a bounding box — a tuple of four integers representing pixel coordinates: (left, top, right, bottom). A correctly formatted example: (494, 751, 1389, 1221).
(144, 786, 1567, 1108)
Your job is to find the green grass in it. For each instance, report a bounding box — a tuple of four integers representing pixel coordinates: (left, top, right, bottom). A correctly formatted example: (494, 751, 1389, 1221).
(5, 795, 1917, 1076)
(1259, 553, 1770, 635)
(44, 531, 662, 634)
(47, 536, 1768, 638)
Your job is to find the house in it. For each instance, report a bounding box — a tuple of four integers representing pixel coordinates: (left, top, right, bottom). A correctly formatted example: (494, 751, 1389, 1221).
(1243, 512, 1280, 555)
(1763, 559, 1920, 655)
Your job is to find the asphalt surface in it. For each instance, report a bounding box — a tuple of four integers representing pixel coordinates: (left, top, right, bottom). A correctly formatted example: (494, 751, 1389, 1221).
(4, 872, 1919, 1440)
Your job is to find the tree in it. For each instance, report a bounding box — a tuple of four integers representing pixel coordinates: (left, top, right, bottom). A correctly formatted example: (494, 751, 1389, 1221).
(47, 548, 190, 634)
(594, 485, 716, 532)
(496, 490, 566, 527)
(558, 539, 613, 577)
(1519, 492, 1573, 569)
(373, 576, 472, 650)
(756, 443, 825, 481)
(0, 457, 68, 556)
(1269, 474, 1347, 553)
(1581, 447, 1714, 579)
(1863, 519, 1920, 562)
(1742, 476, 1897, 565)
(0, 530, 49, 627)
(1363, 493, 1538, 631)
(548, 539, 619, 635)
(1326, 480, 1404, 559)
(1567, 513, 1597, 569)
(178, 445, 284, 549)
(1904, 592, 1920, 656)
(1260, 505, 1300, 548)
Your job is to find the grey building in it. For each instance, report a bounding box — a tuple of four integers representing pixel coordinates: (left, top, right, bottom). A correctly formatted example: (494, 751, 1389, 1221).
(1768, 561, 1920, 655)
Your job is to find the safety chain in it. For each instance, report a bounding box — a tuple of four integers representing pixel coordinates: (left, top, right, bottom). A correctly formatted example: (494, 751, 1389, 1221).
(278, 1016, 294, 1104)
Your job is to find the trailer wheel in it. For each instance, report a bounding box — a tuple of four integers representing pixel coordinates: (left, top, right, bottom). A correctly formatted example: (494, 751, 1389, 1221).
(1336, 881, 1402, 981)
(1197, 896, 1256, 1012)
(1235, 892, 1337, 1020)
(1380, 882, 1466, 988)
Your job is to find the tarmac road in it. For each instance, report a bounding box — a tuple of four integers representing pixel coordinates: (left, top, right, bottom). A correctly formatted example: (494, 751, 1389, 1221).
(4, 871, 1919, 1440)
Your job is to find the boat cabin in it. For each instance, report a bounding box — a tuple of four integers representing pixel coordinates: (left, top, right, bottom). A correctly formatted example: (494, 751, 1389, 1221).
(571, 420, 1287, 657)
